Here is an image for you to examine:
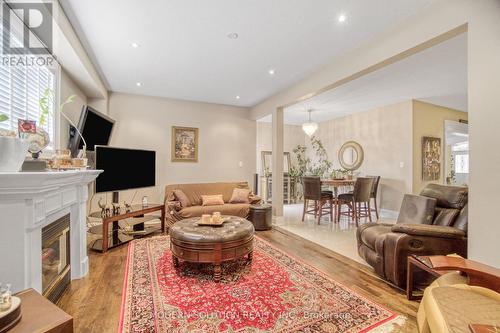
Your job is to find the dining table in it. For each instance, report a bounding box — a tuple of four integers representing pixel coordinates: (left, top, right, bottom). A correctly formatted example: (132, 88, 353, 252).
(321, 178, 356, 197)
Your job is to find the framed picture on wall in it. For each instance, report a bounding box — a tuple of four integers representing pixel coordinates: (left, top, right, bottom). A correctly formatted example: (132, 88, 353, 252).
(422, 136, 441, 181)
(171, 126, 199, 162)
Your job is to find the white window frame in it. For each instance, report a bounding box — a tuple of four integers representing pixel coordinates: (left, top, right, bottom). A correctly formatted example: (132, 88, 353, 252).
(0, 2, 60, 154)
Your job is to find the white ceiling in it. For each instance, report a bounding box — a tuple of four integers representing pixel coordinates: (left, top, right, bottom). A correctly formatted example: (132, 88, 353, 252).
(258, 33, 467, 124)
(60, 0, 436, 107)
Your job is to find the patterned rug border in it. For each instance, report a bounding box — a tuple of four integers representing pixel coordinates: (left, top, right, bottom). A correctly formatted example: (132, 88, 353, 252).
(249, 236, 398, 333)
(118, 235, 399, 332)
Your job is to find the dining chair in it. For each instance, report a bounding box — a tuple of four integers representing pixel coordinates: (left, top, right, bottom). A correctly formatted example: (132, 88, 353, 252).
(336, 177, 375, 226)
(366, 175, 381, 220)
(302, 176, 334, 224)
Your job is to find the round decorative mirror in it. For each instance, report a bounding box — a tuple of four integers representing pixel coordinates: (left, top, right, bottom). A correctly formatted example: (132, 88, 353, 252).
(339, 141, 364, 170)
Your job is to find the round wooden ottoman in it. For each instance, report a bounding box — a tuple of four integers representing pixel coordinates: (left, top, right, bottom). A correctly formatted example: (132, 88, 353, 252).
(248, 204, 272, 230)
(169, 216, 254, 282)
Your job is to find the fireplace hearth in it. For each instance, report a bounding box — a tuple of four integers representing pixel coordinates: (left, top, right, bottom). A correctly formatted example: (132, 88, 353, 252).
(42, 214, 71, 302)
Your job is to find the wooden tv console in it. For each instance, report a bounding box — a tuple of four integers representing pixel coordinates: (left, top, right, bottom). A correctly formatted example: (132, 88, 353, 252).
(88, 204, 165, 252)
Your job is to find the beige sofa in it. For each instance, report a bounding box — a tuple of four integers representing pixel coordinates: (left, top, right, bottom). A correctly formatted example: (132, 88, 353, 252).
(164, 182, 261, 229)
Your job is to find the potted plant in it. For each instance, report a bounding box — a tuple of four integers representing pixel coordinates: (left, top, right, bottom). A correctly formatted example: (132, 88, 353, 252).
(0, 114, 30, 172)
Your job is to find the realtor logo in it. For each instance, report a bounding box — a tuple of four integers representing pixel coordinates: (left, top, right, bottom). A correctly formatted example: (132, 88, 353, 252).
(2, 2, 53, 54)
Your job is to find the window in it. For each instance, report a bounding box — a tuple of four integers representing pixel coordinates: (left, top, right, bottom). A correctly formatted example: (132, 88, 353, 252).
(0, 4, 57, 150)
(454, 154, 469, 174)
(0, 65, 56, 147)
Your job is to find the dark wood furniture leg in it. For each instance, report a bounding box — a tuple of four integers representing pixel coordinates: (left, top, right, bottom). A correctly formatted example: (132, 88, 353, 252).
(172, 255, 179, 268)
(213, 243, 222, 282)
(102, 218, 109, 253)
(302, 199, 307, 221)
(161, 205, 165, 233)
(213, 265, 222, 282)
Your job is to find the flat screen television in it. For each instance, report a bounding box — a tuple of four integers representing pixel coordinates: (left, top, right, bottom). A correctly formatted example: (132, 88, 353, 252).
(95, 146, 156, 193)
(69, 105, 115, 156)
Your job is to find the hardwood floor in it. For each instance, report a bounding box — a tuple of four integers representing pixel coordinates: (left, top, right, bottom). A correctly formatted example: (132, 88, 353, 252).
(58, 229, 419, 332)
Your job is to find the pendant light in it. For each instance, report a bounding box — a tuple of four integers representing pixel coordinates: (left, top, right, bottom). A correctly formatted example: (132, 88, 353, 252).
(302, 109, 318, 136)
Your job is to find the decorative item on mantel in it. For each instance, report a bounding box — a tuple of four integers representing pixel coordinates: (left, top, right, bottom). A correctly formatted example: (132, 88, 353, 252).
(0, 282, 22, 333)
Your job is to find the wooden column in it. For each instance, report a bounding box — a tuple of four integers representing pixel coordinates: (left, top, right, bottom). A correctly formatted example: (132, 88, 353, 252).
(272, 107, 284, 216)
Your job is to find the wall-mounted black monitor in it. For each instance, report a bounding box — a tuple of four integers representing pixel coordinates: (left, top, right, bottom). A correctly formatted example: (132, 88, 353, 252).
(95, 146, 156, 193)
(69, 105, 115, 156)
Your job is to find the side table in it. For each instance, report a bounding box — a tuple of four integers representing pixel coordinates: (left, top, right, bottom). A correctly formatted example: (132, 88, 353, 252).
(7, 289, 73, 333)
(248, 204, 272, 230)
(406, 255, 447, 300)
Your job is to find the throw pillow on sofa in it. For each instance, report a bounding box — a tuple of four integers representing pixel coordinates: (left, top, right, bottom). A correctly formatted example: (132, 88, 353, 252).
(201, 194, 224, 206)
(229, 188, 251, 203)
(173, 189, 191, 208)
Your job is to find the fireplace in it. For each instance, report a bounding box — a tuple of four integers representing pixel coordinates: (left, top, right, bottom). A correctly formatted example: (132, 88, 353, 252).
(42, 214, 71, 302)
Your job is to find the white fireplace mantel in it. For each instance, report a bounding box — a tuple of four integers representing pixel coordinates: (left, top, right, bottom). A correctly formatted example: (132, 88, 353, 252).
(0, 170, 102, 293)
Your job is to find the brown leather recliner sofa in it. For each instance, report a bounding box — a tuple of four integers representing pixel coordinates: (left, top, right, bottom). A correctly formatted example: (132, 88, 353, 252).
(164, 182, 261, 229)
(356, 184, 468, 288)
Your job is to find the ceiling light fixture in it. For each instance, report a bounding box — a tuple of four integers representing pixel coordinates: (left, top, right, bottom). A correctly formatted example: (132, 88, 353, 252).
(227, 32, 239, 39)
(136, 82, 142, 87)
(235, 95, 241, 99)
(268, 69, 276, 75)
(131, 42, 140, 48)
(338, 14, 347, 23)
(302, 110, 318, 136)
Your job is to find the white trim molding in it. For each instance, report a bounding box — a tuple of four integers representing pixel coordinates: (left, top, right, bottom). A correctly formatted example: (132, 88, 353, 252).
(0, 170, 101, 293)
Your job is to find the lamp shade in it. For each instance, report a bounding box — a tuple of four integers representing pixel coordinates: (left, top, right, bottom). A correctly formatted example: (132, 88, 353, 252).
(302, 122, 318, 136)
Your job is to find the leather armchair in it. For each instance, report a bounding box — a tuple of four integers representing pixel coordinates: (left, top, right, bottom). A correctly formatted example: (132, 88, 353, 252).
(356, 184, 468, 288)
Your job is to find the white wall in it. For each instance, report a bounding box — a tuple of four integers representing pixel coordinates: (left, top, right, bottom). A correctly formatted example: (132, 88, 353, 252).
(249, 0, 500, 266)
(256, 122, 306, 175)
(314, 101, 413, 212)
(97, 93, 256, 205)
(58, 69, 88, 150)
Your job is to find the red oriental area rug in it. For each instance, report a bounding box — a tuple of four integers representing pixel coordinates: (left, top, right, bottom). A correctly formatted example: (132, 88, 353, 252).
(119, 236, 405, 332)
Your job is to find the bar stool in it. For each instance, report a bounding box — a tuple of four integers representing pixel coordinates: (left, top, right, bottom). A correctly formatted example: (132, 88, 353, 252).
(336, 177, 374, 226)
(302, 176, 334, 224)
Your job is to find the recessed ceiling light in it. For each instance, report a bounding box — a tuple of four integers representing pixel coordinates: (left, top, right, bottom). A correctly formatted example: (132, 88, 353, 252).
(131, 42, 140, 48)
(235, 95, 241, 99)
(227, 32, 239, 39)
(268, 69, 276, 75)
(136, 82, 142, 87)
(338, 14, 347, 23)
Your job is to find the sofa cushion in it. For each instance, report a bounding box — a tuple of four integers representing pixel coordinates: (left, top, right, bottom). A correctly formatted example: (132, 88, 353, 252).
(173, 189, 190, 208)
(453, 203, 468, 232)
(397, 194, 436, 225)
(165, 182, 251, 206)
(201, 194, 224, 206)
(229, 188, 251, 203)
(179, 204, 250, 219)
(420, 183, 468, 209)
(433, 207, 460, 226)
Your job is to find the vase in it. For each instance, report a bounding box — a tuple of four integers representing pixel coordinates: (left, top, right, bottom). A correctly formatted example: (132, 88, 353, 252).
(21, 128, 50, 158)
(0, 137, 29, 172)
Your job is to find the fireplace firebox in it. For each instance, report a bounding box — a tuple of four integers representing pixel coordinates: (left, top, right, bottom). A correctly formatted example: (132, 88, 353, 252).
(42, 214, 71, 302)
